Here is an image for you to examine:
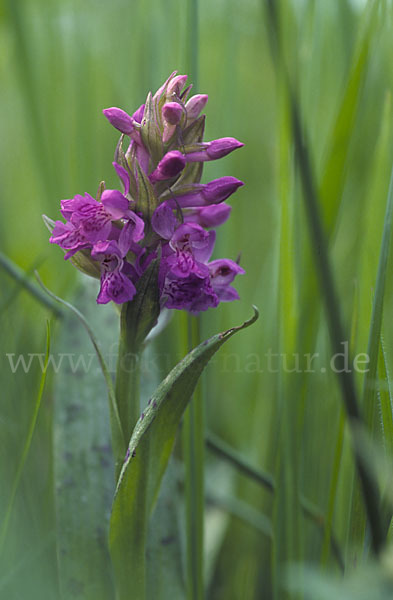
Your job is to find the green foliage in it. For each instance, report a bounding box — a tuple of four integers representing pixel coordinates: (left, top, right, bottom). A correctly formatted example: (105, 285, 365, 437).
(109, 309, 258, 600)
(2, 0, 393, 598)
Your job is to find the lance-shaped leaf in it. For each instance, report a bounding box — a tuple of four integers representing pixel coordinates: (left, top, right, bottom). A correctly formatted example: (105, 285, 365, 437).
(51, 284, 120, 600)
(109, 307, 258, 600)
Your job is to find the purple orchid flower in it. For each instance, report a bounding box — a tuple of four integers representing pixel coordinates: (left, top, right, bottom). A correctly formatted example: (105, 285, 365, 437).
(209, 259, 245, 301)
(162, 272, 219, 314)
(49, 220, 90, 259)
(47, 72, 245, 313)
(61, 191, 130, 243)
(91, 240, 137, 304)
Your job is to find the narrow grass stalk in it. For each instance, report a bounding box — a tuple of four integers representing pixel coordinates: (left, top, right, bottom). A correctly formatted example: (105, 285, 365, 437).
(264, 0, 385, 557)
(362, 161, 393, 431)
(206, 430, 344, 570)
(183, 314, 204, 600)
(0, 322, 51, 558)
(290, 96, 384, 554)
(206, 430, 274, 492)
(0, 251, 63, 317)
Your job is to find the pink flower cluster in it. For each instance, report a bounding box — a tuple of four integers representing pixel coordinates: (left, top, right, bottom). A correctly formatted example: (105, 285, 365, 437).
(48, 72, 245, 313)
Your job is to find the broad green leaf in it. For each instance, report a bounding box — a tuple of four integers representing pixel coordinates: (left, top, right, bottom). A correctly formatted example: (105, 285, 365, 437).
(146, 459, 186, 600)
(52, 283, 119, 600)
(109, 307, 258, 600)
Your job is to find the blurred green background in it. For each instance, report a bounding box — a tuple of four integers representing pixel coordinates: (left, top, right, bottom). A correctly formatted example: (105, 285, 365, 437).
(2, 0, 393, 598)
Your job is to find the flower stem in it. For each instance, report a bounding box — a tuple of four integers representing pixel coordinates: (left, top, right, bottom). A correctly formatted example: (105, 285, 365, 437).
(182, 313, 204, 600)
(115, 307, 142, 447)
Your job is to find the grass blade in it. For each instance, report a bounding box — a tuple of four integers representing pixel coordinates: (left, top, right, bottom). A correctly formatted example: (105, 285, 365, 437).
(0, 321, 51, 557)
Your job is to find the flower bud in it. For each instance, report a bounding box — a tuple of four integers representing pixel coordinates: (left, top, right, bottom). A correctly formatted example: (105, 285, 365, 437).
(149, 151, 186, 183)
(102, 107, 135, 135)
(185, 94, 209, 120)
(132, 103, 145, 123)
(184, 137, 244, 162)
(185, 203, 232, 228)
(204, 177, 244, 203)
(167, 74, 188, 97)
(162, 102, 183, 125)
(206, 137, 244, 159)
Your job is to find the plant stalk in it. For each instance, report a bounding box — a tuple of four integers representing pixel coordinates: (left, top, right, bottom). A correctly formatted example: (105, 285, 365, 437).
(115, 308, 142, 446)
(183, 314, 204, 600)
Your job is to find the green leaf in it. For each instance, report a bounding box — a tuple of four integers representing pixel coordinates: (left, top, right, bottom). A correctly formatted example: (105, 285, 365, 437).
(109, 307, 259, 600)
(378, 335, 393, 459)
(51, 283, 120, 600)
(146, 459, 186, 600)
(36, 273, 125, 470)
(182, 115, 205, 145)
(362, 160, 393, 431)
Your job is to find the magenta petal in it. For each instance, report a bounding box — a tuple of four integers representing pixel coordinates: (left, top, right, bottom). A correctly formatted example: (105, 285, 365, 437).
(91, 240, 122, 261)
(185, 94, 209, 120)
(206, 137, 244, 159)
(80, 218, 112, 243)
(194, 230, 216, 263)
(101, 189, 129, 219)
(185, 204, 232, 228)
(97, 270, 136, 304)
(153, 71, 178, 100)
(204, 177, 244, 203)
(209, 258, 245, 286)
(152, 202, 178, 239)
(113, 162, 130, 196)
(118, 215, 145, 255)
(60, 193, 96, 220)
(150, 151, 186, 183)
(167, 74, 188, 96)
(132, 103, 145, 123)
(128, 212, 145, 243)
(162, 102, 183, 125)
(215, 286, 240, 302)
(171, 223, 208, 250)
(50, 220, 90, 256)
(102, 107, 135, 135)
